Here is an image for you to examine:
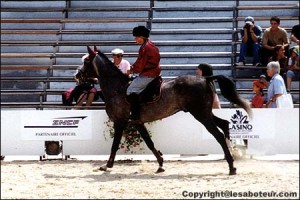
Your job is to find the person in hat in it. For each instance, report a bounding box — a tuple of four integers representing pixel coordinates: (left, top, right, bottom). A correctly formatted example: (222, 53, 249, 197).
(127, 25, 161, 123)
(251, 80, 265, 108)
(235, 16, 262, 67)
(261, 16, 290, 66)
(286, 45, 299, 92)
(197, 63, 221, 109)
(111, 48, 131, 75)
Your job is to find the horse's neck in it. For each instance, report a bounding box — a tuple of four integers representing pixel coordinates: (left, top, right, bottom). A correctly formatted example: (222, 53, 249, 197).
(95, 54, 128, 97)
(99, 78, 128, 97)
(97, 71, 128, 97)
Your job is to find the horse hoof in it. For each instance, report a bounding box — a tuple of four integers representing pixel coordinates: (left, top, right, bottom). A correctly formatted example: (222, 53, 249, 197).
(106, 162, 114, 168)
(156, 167, 165, 173)
(229, 167, 237, 175)
(99, 165, 107, 171)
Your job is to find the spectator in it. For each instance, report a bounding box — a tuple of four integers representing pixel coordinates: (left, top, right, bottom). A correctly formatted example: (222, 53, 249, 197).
(127, 25, 161, 123)
(265, 61, 287, 108)
(235, 16, 262, 67)
(111, 48, 131, 76)
(261, 16, 290, 66)
(286, 45, 299, 92)
(268, 44, 288, 76)
(72, 54, 99, 109)
(259, 74, 269, 88)
(197, 63, 221, 109)
(251, 80, 265, 108)
(290, 23, 300, 48)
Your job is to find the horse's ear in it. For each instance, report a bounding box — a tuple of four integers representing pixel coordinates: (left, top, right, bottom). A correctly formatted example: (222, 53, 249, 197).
(87, 46, 96, 56)
(94, 45, 98, 52)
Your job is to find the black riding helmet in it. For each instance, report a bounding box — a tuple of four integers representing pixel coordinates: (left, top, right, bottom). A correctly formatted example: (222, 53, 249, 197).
(132, 26, 150, 38)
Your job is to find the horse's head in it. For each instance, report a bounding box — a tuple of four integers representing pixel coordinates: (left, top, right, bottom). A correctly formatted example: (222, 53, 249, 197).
(79, 45, 129, 83)
(75, 46, 98, 81)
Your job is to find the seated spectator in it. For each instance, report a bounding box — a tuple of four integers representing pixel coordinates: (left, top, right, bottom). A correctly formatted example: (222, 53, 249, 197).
(265, 61, 287, 108)
(251, 80, 265, 108)
(268, 44, 288, 76)
(235, 16, 262, 67)
(286, 46, 299, 92)
(72, 54, 99, 109)
(111, 48, 131, 76)
(290, 23, 300, 48)
(261, 16, 290, 66)
(197, 63, 221, 109)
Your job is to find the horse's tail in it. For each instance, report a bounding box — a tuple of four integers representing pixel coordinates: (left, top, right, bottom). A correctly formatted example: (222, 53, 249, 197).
(207, 75, 252, 119)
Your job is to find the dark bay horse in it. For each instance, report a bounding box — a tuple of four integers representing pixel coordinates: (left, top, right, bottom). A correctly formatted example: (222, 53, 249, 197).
(79, 46, 252, 175)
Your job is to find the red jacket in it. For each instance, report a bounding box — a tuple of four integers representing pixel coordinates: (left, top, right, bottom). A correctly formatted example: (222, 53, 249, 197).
(131, 39, 161, 77)
(251, 94, 264, 108)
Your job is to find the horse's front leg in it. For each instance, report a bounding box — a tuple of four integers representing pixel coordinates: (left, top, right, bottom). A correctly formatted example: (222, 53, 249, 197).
(99, 122, 125, 171)
(135, 124, 165, 173)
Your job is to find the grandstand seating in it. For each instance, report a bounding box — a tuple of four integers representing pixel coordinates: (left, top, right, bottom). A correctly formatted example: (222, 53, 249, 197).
(1, 0, 299, 109)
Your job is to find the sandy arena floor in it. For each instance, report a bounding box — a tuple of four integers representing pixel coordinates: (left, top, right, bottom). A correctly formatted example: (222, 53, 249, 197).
(1, 154, 299, 199)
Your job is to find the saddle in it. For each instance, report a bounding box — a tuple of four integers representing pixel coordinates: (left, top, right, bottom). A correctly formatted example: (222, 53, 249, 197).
(138, 76, 163, 104)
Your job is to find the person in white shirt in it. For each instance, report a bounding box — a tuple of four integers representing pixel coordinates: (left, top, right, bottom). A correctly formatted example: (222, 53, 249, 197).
(111, 48, 131, 76)
(265, 61, 287, 108)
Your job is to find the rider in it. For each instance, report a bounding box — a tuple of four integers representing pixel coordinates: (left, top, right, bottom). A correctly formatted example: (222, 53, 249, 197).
(127, 25, 161, 123)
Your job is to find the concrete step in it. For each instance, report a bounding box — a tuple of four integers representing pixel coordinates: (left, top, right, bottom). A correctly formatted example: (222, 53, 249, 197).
(153, 10, 233, 18)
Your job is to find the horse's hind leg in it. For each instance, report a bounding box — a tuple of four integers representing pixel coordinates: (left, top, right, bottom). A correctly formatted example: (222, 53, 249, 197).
(213, 115, 230, 139)
(99, 122, 125, 171)
(135, 124, 164, 173)
(192, 113, 236, 175)
(213, 114, 241, 159)
(204, 120, 236, 175)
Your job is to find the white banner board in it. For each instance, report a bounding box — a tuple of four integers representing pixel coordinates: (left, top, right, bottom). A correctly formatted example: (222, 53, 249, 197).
(21, 111, 92, 140)
(1, 108, 299, 156)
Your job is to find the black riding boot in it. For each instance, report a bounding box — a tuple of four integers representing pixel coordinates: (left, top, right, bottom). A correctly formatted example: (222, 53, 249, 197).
(128, 93, 142, 124)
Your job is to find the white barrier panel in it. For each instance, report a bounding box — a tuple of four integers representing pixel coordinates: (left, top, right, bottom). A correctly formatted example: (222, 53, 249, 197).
(1, 109, 299, 156)
(247, 109, 299, 155)
(1, 111, 45, 156)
